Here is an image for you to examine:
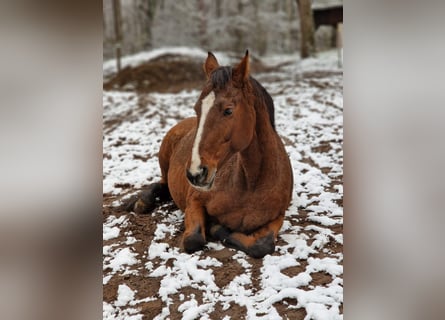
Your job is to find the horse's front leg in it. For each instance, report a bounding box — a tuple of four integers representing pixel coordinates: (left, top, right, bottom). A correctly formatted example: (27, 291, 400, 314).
(210, 214, 284, 258)
(183, 200, 207, 253)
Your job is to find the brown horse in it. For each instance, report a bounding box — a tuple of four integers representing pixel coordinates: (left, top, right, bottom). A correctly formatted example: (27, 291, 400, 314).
(127, 51, 293, 258)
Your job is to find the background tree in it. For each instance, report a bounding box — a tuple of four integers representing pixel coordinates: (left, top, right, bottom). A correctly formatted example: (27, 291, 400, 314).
(296, 0, 315, 58)
(112, 0, 123, 72)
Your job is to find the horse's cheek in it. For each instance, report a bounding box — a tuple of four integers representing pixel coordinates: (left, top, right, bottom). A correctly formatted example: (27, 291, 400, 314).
(231, 113, 254, 151)
(231, 127, 250, 151)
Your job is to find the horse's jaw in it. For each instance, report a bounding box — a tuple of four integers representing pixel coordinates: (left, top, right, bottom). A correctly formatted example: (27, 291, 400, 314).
(191, 184, 213, 192)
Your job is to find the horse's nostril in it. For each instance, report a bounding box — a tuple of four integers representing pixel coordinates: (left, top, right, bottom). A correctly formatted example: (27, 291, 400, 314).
(186, 169, 195, 184)
(200, 165, 208, 178)
(187, 166, 209, 186)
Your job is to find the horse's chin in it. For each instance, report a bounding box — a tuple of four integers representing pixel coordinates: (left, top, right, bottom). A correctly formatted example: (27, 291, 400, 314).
(191, 184, 213, 192)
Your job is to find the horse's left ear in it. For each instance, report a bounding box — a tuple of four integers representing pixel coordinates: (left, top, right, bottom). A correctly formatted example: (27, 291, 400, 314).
(203, 52, 220, 79)
(233, 50, 250, 84)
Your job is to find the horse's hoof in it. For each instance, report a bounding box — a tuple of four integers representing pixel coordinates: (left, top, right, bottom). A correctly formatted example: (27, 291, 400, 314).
(183, 232, 206, 253)
(122, 195, 137, 212)
(133, 198, 155, 214)
(123, 184, 168, 214)
(247, 233, 275, 259)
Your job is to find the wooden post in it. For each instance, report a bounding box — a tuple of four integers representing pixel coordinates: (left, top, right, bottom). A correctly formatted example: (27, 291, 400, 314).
(296, 0, 315, 58)
(112, 0, 123, 73)
(337, 23, 343, 68)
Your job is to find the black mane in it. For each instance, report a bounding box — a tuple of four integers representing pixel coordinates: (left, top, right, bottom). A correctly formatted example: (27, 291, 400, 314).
(250, 77, 276, 131)
(210, 67, 276, 131)
(210, 66, 232, 90)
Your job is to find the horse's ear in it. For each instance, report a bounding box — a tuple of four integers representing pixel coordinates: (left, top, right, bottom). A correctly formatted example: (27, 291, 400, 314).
(203, 52, 219, 79)
(233, 50, 250, 84)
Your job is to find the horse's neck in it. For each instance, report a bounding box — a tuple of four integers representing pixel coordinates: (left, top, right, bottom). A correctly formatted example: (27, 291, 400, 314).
(238, 111, 276, 190)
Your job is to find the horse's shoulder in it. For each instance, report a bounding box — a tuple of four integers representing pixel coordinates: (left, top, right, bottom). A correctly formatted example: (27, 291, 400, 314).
(175, 117, 197, 132)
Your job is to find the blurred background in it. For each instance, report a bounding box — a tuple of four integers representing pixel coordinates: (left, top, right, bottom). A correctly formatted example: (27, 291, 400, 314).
(102, 0, 343, 94)
(103, 0, 342, 59)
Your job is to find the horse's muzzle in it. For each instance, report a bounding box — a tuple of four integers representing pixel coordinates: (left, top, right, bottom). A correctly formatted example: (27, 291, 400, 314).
(186, 165, 215, 191)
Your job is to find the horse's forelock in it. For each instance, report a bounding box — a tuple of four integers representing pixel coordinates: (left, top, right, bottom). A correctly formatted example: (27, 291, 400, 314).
(210, 66, 232, 90)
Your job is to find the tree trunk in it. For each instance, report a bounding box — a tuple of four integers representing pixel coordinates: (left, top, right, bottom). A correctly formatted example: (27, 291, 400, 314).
(112, 0, 123, 73)
(215, 0, 222, 18)
(145, 0, 158, 49)
(234, 0, 245, 53)
(296, 0, 315, 58)
(253, 1, 267, 55)
(136, 0, 157, 50)
(197, 0, 208, 47)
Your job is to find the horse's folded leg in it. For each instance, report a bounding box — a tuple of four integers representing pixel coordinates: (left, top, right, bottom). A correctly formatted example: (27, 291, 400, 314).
(222, 214, 284, 258)
(183, 227, 206, 253)
(246, 233, 275, 258)
(123, 182, 170, 214)
(222, 232, 274, 258)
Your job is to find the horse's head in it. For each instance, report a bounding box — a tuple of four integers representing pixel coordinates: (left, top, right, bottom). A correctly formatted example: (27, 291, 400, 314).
(186, 51, 255, 191)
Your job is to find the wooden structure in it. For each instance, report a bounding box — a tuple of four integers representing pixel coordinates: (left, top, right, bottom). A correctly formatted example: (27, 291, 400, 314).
(312, 3, 343, 29)
(312, 0, 343, 66)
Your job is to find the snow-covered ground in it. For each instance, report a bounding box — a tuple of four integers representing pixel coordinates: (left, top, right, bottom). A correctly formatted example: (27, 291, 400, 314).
(103, 48, 343, 319)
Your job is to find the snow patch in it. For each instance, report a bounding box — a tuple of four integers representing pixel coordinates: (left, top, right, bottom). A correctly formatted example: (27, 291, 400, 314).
(115, 284, 136, 307)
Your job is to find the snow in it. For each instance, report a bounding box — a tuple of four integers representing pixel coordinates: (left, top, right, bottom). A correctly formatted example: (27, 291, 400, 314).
(103, 275, 112, 285)
(103, 226, 120, 240)
(178, 299, 213, 320)
(116, 284, 136, 307)
(105, 247, 138, 273)
(103, 47, 342, 319)
(153, 223, 172, 241)
(306, 257, 343, 277)
(103, 301, 143, 320)
(104, 284, 157, 319)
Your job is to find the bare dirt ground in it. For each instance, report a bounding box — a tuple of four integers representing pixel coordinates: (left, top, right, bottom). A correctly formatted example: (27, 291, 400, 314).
(103, 52, 343, 319)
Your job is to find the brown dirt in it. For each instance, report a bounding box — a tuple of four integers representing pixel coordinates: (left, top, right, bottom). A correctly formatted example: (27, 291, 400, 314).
(274, 299, 307, 319)
(103, 53, 274, 93)
(104, 57, 205, 93)
(209, 302, 248, 320)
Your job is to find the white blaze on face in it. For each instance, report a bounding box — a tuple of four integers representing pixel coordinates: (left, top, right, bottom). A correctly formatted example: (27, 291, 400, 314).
(190, 91, 215, 175)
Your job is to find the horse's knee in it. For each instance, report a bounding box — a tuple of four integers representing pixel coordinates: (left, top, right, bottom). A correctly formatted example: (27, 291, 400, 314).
(183, 227, 206, 253)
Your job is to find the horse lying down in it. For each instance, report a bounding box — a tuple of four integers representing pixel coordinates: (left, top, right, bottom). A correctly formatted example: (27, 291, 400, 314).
(126, 51, 293, 258)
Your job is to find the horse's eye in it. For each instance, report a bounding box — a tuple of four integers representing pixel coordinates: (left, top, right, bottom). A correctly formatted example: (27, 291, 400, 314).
(223, 108, 233, 116)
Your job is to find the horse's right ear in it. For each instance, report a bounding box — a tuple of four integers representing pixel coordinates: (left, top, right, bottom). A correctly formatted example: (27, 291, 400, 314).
(203, 52, 219, 79)
(232, 50, 250, 85)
